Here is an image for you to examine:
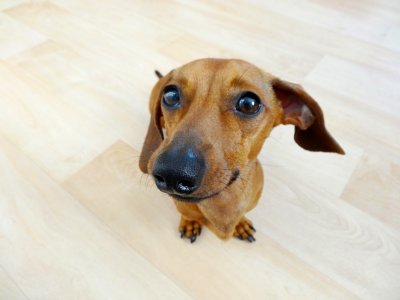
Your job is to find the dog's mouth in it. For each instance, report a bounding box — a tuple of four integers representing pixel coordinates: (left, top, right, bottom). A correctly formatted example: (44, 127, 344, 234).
(170, 169, 240, 203)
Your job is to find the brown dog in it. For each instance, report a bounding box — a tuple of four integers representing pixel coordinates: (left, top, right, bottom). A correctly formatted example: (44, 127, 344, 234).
(139, 58, 344, 243)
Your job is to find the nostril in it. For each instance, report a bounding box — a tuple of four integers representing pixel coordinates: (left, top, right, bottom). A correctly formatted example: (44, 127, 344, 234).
(153, 174, 167, 190)
(176, 179, 197, 194)
(154, 175, 165, 184)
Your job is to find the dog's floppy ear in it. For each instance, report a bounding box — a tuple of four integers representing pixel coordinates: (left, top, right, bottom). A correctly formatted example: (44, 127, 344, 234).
(139, 71, 168, 173)
(272, 78, 345, 154)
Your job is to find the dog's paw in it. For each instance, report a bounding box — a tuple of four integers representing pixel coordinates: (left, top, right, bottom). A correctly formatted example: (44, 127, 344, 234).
(234, 217, 256, 243)
(179, 218, 202, 243)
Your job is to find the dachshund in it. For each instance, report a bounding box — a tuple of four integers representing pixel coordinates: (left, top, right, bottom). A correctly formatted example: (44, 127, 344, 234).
(139, 58, 344, 243)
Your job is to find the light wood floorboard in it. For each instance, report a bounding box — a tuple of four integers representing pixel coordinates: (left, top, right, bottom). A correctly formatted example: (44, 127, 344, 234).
(1, 1, 399, 299)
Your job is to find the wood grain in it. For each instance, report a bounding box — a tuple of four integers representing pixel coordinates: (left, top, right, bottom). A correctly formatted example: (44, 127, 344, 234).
(1, 0, 399, 299)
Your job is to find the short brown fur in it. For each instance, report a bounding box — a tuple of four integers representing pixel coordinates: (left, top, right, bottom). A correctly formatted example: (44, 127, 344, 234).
(139, 58, 344, 242)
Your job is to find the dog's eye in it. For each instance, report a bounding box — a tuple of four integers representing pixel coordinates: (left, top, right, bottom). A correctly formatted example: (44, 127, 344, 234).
(162, 86, 180, 108)
(236, 92, 261, 115)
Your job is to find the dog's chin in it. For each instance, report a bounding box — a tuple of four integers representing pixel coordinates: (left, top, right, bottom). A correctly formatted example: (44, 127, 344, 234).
(169, 191, 221, 203)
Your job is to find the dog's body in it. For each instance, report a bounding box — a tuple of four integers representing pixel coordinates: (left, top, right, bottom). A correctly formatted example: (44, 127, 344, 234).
(139, 58, 344, 242)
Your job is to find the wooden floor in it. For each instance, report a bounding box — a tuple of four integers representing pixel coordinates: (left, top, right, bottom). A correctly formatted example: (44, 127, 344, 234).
(1, 0, 399, 299)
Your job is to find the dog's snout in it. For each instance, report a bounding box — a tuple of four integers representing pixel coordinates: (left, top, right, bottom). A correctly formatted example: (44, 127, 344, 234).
(152, 145, 205, 195)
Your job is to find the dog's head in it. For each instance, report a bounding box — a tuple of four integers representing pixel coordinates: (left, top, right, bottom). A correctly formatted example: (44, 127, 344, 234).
(139, 59, 344, 202)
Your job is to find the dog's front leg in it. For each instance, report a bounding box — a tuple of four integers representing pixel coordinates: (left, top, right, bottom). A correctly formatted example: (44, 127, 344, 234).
(178, 217, 202, 243)
(233, 217, 256, 242)
(174, 201, 206, 243)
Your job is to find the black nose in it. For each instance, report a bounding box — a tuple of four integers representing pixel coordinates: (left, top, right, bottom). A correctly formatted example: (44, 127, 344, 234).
(152, 144, 205, 195)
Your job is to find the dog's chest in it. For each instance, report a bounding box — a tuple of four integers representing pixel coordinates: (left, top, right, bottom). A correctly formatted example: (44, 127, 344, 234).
(198, 190, 247, 235)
